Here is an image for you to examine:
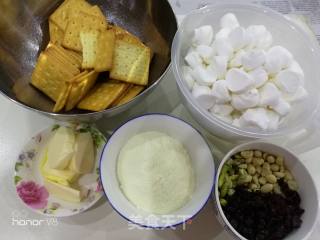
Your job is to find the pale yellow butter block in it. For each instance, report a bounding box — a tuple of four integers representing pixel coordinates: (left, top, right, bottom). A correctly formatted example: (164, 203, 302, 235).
(44, 179, 88, 203)
(69, 132, 95, 174)
(40, 150, 79, 186)
(46, 126, 75, 170)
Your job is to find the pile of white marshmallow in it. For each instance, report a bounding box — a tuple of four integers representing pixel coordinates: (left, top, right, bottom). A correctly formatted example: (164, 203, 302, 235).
(183, 13, 307, 130)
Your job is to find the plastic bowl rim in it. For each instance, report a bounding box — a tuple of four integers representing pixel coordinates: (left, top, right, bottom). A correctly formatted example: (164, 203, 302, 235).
(171, 2, 320, 138)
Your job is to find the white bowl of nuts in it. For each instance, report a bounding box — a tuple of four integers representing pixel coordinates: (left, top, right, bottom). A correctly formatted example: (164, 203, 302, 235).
(214, 141, 318, 240)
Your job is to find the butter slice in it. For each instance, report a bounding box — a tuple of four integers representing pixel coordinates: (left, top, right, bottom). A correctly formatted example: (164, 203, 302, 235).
(46, 126, 75, 170)
(40, 149, 79, 186)
(44, 179, 88, 203)
(69, 132, 95, 174)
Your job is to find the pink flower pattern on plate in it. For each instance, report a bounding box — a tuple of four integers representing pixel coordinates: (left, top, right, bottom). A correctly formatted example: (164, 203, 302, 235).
(17, 181, 49, 209)
(96, 179, 103, 192)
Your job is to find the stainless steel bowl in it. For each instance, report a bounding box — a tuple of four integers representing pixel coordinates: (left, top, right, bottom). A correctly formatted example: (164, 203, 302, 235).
(0, 0, 177, 121)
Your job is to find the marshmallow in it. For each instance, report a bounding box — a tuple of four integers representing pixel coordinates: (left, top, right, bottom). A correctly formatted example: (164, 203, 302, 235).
(215, 114, 233, 124)
(266, 110, 280, 130)
(264, 55, 282, 75)
(220, 13, 240, 29)
(226, 68, 255, 93)
(193, 82, 200, 88)
(239, 108, 270, 130)
(232, 118, 241, 127)
(265, 46, 293, 74)
(231, 89, 260, 111)
(192, 85, 215, 109)
(211, 80, 231, 103)
(246, 25, 273, 49)
(214, 56, 228, 79)
(289, 61, 304, 78)
(260, 31, 273, 49)
(248, 67, 268, 88)
(210, 103, 234, 116)
(283, 86, 308, 103)
(274, 69, 303, 93)
(185, 51, 203, 69)
(228, 26, 247, 50)
(229, 49, 246, 68)
(271, 46, 293, 66)
(259, 82, 281, 107)
(195, 45, 215, 64)
(215, 28, 231, 40)
(185, 15, 306, 130)
(242, 49, 266, 70)
(192, 65, 217, 86)
(272, 98, 291, 116)
(182, 66, 195, 90)
(192, 25, 214, 46)
(211, 38, 234, 59)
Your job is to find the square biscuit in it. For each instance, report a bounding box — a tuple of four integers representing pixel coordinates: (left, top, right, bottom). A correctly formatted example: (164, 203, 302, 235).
(65, 70, 98, 111)
(49, 20, 64, 45)
(63, 11, 107, 51)
(110, 39, 151, 85)
(31, 53, 74, 101)
(95, 29, 115, 72)
(50, 0, 92, 31)
(77, 82, 129, 111)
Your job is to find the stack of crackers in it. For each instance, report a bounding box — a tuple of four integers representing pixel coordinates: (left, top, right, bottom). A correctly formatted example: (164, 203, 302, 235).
(31, 0, 151, 112)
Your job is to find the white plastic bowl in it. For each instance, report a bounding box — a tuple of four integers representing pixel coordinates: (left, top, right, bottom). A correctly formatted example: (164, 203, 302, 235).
(214, 142, 319, 240)
(99, 114, 215, 228)
(171, 3, 320, 141)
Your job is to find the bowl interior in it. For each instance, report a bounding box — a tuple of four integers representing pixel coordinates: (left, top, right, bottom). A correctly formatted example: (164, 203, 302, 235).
(172, 3, 320, 137)
(215, 142, 319, 240)
(0, 0, 177, 115)
(100, 114, 215, 227)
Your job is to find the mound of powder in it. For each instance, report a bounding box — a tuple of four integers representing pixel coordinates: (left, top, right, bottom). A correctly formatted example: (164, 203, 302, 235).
(117, 131, 195, 214)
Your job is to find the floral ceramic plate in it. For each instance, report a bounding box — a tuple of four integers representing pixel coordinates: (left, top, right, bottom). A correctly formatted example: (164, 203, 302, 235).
(14, 123, 106, 217)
